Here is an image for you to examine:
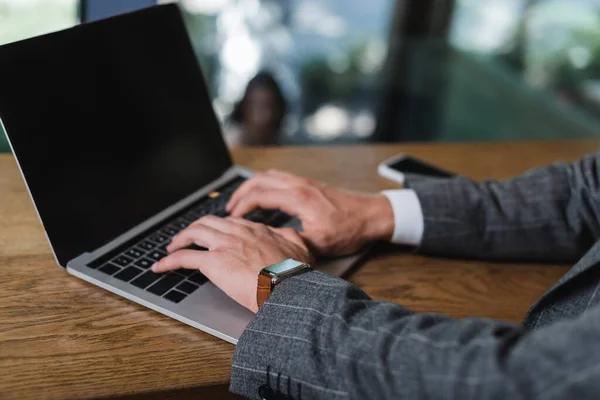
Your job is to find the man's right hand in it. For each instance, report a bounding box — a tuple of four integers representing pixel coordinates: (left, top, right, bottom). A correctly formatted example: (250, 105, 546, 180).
(226, 169, 395, 257)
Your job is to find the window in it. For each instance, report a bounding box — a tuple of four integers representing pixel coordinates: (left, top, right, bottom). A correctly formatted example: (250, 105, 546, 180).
(0, 0, 78, 44)
(178, 0, 396, 145)
(447, 0, 600, 141)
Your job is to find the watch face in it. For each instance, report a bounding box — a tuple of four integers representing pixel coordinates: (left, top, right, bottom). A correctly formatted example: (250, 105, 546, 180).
(264, 259, 305, 275)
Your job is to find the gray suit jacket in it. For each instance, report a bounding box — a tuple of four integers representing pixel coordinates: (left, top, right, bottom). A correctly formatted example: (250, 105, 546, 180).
(230, 152, 600, 399)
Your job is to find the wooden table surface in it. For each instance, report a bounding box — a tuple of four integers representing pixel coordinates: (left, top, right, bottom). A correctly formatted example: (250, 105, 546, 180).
(1, 140, 599, 400)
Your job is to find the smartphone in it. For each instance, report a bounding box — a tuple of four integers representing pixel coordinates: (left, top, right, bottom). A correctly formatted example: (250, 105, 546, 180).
(378, 153, 455, 186)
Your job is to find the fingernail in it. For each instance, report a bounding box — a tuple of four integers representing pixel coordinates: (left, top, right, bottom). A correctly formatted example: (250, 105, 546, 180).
(151, 263, 158, 271)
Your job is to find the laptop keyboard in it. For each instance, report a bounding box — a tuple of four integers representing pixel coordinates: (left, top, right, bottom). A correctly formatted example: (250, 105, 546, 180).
(88, 177, 292, 304)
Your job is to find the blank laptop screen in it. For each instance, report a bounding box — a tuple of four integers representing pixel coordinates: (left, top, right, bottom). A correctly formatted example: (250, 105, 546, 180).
(0, 5, 232, 266)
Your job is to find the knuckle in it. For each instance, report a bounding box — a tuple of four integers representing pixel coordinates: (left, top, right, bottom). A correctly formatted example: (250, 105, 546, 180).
(246, 185, 264, 195)
(187, 225, 204, 236)
(316, 230, 334, 246)
(231, 224, 252, 236)
(255, 224, 270, 234)
(220, 235, 239, 247)
(293, 186, 308, 198)
(226, 216, 245, 224)
(244, 221, 264, 234)
(183, 229, 203, 243)
(173, 250, 194, 266)
(241, 224, 256, 234)
(295, 186, 315, 201)
(297, 177, 312, 186)
(162, 253, 177, 266)
(281, 227, 298, 237)
(192, 217, 208, 226)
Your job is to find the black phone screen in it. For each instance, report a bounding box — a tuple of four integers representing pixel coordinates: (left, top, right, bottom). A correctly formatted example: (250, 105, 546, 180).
(389, 156, 455, 179)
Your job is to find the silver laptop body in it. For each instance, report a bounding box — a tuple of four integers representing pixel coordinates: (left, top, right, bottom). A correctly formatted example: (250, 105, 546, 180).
(0, 4, 368, 344)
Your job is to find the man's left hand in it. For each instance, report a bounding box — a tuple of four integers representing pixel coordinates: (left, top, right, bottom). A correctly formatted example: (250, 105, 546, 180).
(152, 216, 313, 313)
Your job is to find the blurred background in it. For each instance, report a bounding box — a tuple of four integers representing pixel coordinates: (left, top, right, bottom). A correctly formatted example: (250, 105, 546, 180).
(2, 0, 600, 152)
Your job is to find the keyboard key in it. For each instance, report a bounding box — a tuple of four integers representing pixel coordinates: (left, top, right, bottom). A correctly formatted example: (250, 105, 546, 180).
(138, 240, 155, 251)
(147, 274, 184, 296)
(134, 258, 154, 269)
(175, 268, 195, 276)
(213, 209, 228, 218)
(260, 209, 280, 225)
(131, 270, 163, 289)
(188, 272, 208, 286)
(99, 263, 121, 275)
(173, 219, 189, 230)
(115, 266, 143, 282)
(148, 232, 169, 244)
(177, 281, 199, 294)
(269, 212, 292, 227)
(164, 290, 187, 303)
(184, 211, 201, 222)
(113, 255, 133, 267)
(186, 244, 207, 252)
(179, 214, 195, 224)
(245, 210, 266, 223)
(192, 206, 208, 215)
(157, 244, 169, 253)
(147, 250, 167, 262)
(125, 247, 145, 259)
(161, 226, 178, 236)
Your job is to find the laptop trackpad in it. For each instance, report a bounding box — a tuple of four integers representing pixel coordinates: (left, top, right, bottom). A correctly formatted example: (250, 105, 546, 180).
(179, 280, 254, 342)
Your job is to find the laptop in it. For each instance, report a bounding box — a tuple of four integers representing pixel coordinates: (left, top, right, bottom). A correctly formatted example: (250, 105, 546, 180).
(0, 4, 369, 344)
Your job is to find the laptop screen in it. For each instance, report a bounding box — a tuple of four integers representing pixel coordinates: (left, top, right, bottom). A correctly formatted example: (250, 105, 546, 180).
(0, 4, 233, 266)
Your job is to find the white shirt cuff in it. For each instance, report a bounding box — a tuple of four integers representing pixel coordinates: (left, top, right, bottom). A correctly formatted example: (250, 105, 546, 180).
(381, 189, 424, 246)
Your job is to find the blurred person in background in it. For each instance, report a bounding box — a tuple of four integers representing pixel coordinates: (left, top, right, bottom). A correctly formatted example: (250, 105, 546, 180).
(224, 71, 287, 147)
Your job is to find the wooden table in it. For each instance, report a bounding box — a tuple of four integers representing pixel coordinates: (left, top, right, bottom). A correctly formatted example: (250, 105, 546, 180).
(1, 140, 598, 400)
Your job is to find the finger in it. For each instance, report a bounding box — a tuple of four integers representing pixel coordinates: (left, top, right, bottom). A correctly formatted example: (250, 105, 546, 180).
(227, 173, 298, 212)
(167, 224, 232, 253)
(264, 169, 301, 179)
(229, 188, 308, 218)
(189, 215, 253, 236)
(154, 248, 256, 311)
(265, 169, 321, 187)
(228, 173, 297, 211)
(227, 176, 268, 212)
(152, 249, 214, 273)
(225, 216, 266, 230)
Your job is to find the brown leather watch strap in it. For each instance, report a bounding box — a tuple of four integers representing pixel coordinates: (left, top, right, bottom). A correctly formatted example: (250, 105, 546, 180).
(256, 272, 273, 309)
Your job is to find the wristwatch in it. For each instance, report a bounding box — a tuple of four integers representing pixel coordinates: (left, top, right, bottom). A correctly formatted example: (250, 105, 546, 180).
(257, 259, 312, 309)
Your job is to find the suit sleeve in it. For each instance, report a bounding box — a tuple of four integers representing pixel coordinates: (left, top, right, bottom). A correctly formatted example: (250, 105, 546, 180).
(229, 270, 600, 400)
(408, 152, 600, 263)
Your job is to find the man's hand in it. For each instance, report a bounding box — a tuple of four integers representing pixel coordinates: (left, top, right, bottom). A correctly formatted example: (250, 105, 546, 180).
(226, 169, 394, 257)
(152, 216, 312, 313)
